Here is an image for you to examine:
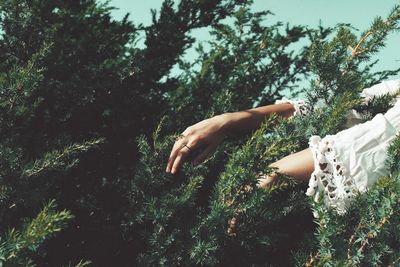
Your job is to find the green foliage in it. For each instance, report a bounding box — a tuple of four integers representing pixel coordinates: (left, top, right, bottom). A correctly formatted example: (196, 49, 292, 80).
(308, 160, 400, 266)
(0, 200, 73, 266)
(0, 0, 399, 265)
(300, 6, 400, 267)
(189, 116, 313, 266)
(22, 138, 105, 178)
(166, 4, 310, 129)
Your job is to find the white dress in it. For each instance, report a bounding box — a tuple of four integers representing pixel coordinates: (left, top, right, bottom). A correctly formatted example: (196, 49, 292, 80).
(275, 80, 400, 216)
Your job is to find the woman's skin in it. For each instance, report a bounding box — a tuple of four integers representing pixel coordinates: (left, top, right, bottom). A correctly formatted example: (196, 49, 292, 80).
(165, 102, 315, 188)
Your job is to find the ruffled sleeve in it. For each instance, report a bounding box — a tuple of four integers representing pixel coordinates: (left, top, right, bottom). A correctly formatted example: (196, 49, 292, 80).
(274, 97, 310, 117)
(339, 80, 400, 129)
(275, 80, 400, 126)
(360, 80, 400, 104)
(306, 80, 400, 217)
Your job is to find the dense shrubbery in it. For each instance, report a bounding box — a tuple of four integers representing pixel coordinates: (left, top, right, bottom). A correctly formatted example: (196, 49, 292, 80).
(0, 0, 399, 265)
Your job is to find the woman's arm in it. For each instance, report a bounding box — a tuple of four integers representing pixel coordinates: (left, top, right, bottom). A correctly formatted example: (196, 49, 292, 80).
(257, 148, 314, 188)
(166, 102, 297, 174)
(221, 102, 296, 135)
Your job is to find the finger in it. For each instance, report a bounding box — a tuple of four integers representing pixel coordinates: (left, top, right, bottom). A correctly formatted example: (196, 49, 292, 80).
(166, 142, 180, 172)
(257, 178, 270, 189)
(192, 144, 217, 166)
(257, 174, 277, 189)
(166, 138, 185, 172)
(166, 138, 204, 172)
(170, 146, 191, 174)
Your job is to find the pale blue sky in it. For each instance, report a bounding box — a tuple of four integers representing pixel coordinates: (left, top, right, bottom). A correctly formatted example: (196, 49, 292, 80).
(109, 0, 400, 80)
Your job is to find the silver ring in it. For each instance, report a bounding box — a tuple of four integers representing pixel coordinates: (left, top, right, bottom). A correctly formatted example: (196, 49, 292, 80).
(182, 144, 192, 151)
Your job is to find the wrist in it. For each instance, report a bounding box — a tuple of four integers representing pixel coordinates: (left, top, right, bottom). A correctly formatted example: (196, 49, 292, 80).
(218, 112, 250, 134)
(215, 113, 234, 134)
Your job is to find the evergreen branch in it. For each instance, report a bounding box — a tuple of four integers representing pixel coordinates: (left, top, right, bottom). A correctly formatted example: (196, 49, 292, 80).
(305, 251, 320, 267)
(386, 133, 400, 176)
(348, 31, 373, 59)
(0, 43, 50, 112)
(343, 5, 399, 75)
(357, 210, 392, 255)
(347, 222, 367, 260)
(342, 31, 373, 76)
(22, 138, 105, 178)
(0, 200, 73, 265)
(63, 259, 92, 267)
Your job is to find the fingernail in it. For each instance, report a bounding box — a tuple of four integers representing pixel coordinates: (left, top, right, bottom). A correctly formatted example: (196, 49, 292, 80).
(166, 167, 170, 172)
(171, 168, 176, 174)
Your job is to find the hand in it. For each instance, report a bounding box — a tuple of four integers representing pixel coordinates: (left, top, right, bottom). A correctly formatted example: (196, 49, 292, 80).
(166, 114, 230, 174)
(257, 172, 279, 189)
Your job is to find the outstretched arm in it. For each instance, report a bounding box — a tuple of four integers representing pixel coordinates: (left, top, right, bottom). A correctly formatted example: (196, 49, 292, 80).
(222, 102, 296, 135)
(166, 102, 297, 174)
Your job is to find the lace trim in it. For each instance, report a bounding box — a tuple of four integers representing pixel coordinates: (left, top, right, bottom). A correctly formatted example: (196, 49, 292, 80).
(275, 98, 309, 117)
(306, 135, 359, 216)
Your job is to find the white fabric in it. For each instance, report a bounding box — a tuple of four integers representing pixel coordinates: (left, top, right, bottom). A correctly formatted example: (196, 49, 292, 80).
(278, 80, 400, 216)
(360, 80, 400, 104)
(274, 97, 309, 117)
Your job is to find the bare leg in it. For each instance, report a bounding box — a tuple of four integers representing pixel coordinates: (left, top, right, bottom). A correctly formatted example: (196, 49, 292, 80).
(258, 148, 314, 188)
